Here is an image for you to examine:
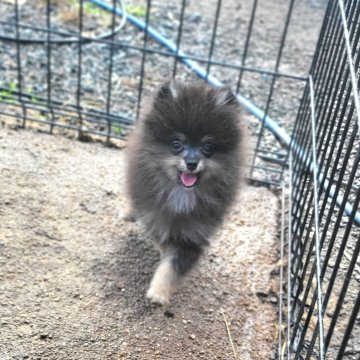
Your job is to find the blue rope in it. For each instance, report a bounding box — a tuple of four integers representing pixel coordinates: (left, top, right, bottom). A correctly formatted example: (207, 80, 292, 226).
(89, 0, 360, 225)
(89, 0, 291, 147)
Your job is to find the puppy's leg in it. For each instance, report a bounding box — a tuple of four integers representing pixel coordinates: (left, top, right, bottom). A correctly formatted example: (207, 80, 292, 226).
(123, 204, 137, 222)
(146, 252, 177, 305)
(146, 243, 203, 305)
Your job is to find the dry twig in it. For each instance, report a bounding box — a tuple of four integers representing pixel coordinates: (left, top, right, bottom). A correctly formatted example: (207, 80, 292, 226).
(220, 307, 237, 359)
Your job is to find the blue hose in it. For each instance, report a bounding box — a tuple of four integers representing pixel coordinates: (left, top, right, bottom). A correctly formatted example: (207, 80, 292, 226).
(89, 0, 360, 225)
(89, 0, 291, 147)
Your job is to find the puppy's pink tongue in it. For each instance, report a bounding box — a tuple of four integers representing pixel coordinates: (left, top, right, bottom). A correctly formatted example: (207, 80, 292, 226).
(180, 172, 197, 187)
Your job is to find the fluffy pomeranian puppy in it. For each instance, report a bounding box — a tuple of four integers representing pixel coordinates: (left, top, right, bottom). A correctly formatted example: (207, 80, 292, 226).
(126, 80, 243, 305)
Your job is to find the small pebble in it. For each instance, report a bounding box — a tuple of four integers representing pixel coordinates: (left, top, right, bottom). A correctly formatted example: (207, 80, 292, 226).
(116, 281, 125, 290)
(164, 310, 174, 318)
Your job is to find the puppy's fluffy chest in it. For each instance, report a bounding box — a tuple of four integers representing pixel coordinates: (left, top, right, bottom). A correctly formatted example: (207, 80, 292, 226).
(141, 187, 219, 240)
(165, 185, 198, 214)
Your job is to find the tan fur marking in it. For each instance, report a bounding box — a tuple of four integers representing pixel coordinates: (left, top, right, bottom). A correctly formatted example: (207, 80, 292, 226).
(146, 256, 177, 305)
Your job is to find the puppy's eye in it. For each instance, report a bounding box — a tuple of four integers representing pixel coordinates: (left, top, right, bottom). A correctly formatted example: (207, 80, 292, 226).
(170, 140, 183, 154)
(202, 143, 215, 157)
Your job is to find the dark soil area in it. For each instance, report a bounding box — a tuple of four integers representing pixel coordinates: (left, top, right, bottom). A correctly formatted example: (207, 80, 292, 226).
(0, 0, 326, 147)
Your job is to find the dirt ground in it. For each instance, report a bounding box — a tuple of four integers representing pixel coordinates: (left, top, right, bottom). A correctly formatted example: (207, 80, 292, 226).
(0, 126, 280, 360)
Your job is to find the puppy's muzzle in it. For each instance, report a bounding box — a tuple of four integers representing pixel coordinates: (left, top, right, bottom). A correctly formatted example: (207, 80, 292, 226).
(186, 160, 198, 171)
(184, 149, 200, 171)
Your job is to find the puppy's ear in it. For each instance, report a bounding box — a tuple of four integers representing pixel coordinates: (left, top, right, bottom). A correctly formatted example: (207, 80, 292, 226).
(157, 81, 178, 101)
(215, 87, 238, 106)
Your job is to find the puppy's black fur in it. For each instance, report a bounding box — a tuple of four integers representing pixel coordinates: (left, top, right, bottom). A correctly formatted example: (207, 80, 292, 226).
(126, 80, 243, 304)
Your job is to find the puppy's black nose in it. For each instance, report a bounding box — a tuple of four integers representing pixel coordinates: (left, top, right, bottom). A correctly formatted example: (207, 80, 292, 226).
(186, 161, 198, 171)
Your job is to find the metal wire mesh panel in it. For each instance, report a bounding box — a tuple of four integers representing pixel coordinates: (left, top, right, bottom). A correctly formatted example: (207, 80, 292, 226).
(0, 0, 322, 186)
(287, 0, 360, 358)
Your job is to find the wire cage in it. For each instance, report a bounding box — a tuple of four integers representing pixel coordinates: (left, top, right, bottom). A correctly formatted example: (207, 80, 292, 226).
(286, 1, 360, 358)
(0, 0, 359, 359)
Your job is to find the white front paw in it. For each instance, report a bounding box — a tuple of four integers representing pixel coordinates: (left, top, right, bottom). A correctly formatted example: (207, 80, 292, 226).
(146, 287, 170, 305)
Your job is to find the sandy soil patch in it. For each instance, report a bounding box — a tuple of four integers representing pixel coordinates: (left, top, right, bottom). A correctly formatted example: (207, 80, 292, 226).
(0, 127, 280, 359)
